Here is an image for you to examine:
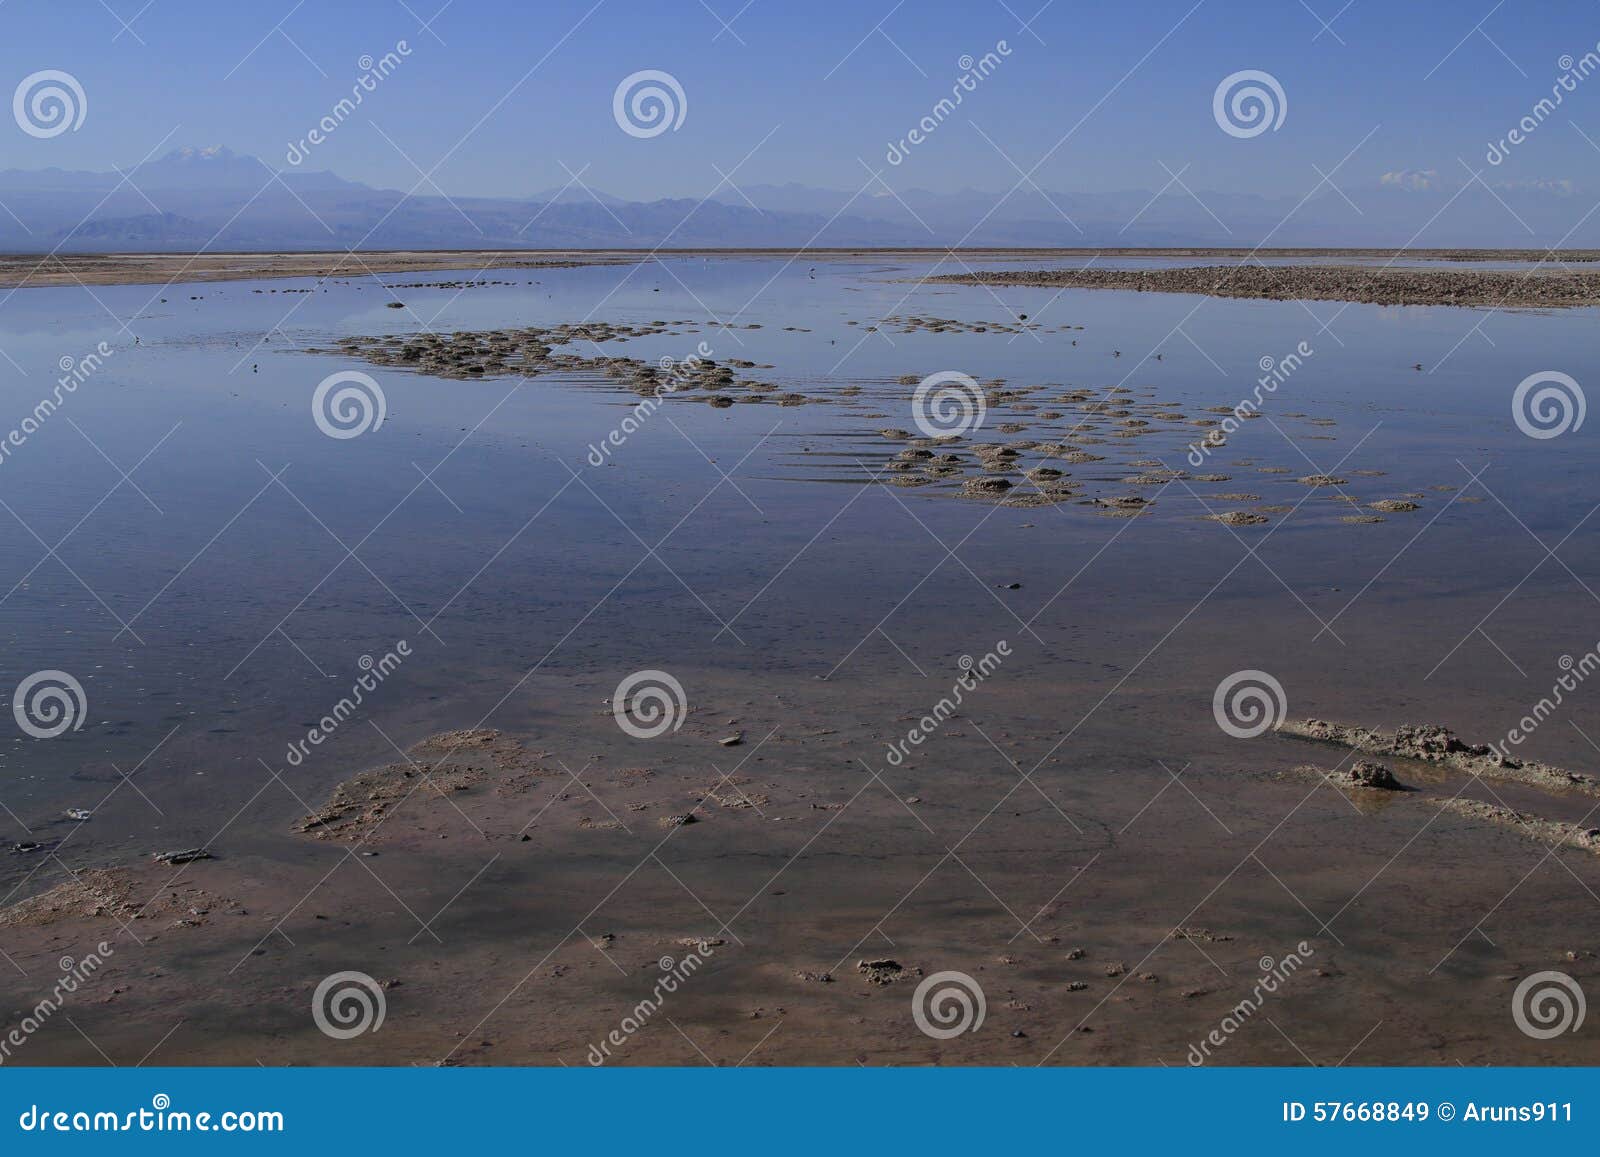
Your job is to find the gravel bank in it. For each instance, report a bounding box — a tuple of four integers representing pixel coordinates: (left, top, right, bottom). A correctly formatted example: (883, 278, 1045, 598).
(928, 264, 1600, 308)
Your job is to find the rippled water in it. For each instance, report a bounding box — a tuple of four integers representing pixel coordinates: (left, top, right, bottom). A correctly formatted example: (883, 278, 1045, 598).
(0, 255, 1595, 881)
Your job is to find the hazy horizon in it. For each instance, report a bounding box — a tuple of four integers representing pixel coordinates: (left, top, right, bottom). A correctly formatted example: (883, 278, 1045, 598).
(3, 0, 1597, 204)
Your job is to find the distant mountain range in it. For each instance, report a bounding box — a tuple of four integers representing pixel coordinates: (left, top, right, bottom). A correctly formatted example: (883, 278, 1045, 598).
(0, 146, 1592, 251)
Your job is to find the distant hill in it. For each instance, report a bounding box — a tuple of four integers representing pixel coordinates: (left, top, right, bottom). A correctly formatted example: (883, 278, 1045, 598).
(61, 211, 209, 244)
(1, 146, 1593, 252)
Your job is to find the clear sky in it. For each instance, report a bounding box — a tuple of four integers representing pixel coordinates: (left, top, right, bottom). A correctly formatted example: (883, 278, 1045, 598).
(3, 0, 1597, 199)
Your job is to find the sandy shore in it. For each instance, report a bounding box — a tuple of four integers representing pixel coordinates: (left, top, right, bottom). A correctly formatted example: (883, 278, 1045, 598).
(0, 250, 646, 290)
(927, 264, 1600, 308)
(5, 666, 1600, 1067)
(2, 247, 1598, 289)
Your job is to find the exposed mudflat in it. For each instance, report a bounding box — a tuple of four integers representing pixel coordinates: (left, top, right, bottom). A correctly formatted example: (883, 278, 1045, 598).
(6, 679, 1600, 1068)
(928, 264, 1600, 308)
(322, 317, 1470, 525)
(7, 247, 1598, 290)
(1280, 719, 1600, 796)
(0, 250, 641, 289)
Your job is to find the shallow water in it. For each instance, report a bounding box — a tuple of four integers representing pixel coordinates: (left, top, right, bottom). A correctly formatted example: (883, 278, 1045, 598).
(0, 253, 1596, 897)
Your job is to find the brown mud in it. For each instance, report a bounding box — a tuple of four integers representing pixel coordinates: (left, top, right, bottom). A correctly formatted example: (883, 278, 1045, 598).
(928, 265, 1600, 308)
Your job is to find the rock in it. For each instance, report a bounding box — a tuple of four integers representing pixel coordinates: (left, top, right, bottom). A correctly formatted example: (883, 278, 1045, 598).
(1343, 760, 1410, 791)
(857, 958, 915, 985)
(921, 266, 1600, 310)
(1207, 511, 1268, 526)
(153, 848, 212, 864)
(1391, 723, 1484, 760)
(961, 476, 1014, 496)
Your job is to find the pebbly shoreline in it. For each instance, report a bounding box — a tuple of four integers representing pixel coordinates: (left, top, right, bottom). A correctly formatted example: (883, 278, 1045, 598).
(927, 263, 1600, 308)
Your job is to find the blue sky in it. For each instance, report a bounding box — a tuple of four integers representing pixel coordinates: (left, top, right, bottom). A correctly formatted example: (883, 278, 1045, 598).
(3, 0, 1597, 199)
